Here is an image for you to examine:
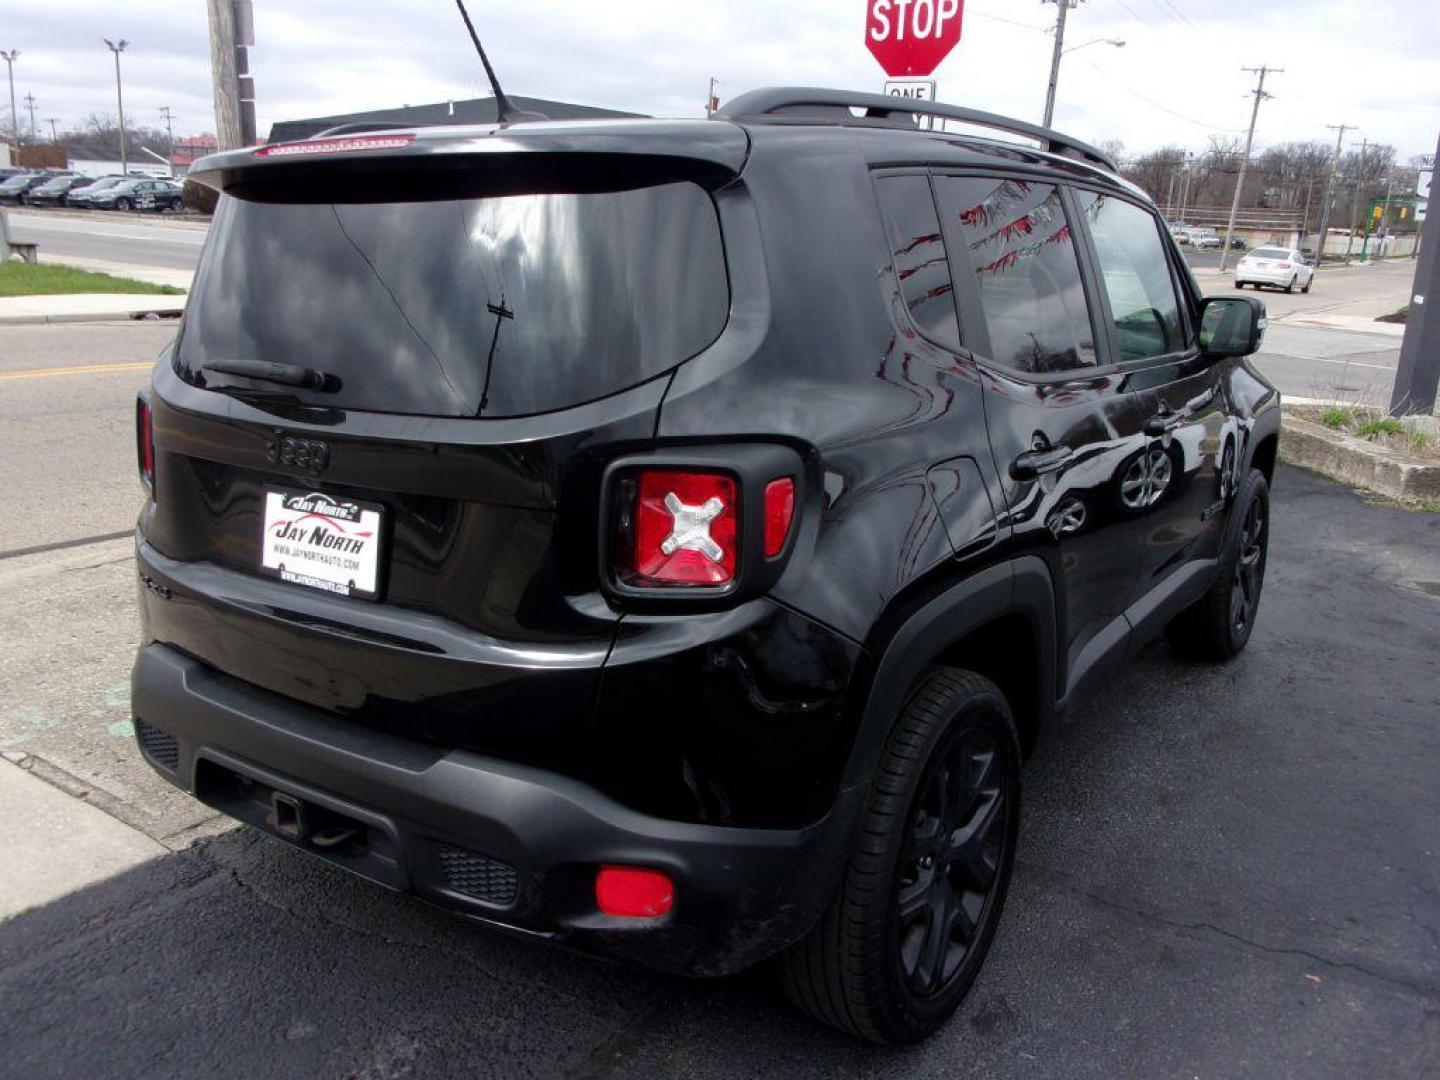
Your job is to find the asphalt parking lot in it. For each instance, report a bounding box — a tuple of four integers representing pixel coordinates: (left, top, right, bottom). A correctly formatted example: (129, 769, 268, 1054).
(2, 458, 1436, 1078)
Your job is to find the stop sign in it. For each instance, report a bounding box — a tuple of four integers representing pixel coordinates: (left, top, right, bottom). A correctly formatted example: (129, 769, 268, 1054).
(865, 0, 964, 78)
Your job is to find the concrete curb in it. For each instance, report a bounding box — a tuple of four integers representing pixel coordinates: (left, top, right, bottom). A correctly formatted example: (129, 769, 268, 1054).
(0, 310, 183, 326)
(1279, 414, 1440, 504)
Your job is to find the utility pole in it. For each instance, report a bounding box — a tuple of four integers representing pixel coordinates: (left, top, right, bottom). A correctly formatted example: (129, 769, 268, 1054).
(159, 105, 176, 175)
(1345, 136, 1369, 258)
(23, 92, 36, 140)
(0, 51, 18, 145)
(206, 0, 245, 150)
(104, 39, 129, 175)
(705, 77, 719, 118)
(45, 117, 58, 143)
(1300, 175, 1314, 248)
(1041, 0, 1078, 129)
(1314, 124, 1352, 266)
(1389, 128, 1440, 416)
(1219, 65, 1281, 274)
(1165, 160, 1178, 217)
(1178, 151, 1194, 222)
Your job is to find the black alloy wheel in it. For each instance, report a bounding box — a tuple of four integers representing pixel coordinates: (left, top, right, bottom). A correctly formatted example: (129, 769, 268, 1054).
(895, 724, 1007, 996)
(1229, 493, 1267, 638)
(778, 668, 1021, 1044)
(1166, 467, 1270, 660)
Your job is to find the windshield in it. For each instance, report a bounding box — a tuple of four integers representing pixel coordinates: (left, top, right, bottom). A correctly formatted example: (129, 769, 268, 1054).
(176, 180, 730, 418)
(1249, 248, 1291, 259)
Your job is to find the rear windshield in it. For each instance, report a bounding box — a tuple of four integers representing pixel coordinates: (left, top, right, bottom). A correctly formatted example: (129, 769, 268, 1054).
(1249, 248, 1291, 259)
(175, 181, 729, 418)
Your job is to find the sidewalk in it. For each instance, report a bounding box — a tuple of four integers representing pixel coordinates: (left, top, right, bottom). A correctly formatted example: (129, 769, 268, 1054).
(37, 252, 194, 291)
(0, 292, 187, 325)
(0, 755, 165, 920)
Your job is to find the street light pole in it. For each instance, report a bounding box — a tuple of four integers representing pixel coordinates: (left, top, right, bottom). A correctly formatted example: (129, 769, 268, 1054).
(1389, 128, 1440, 416)
(104, 39, 129, 175)
(0, 51, 18, 145)
(1218, 65, 1282, 275)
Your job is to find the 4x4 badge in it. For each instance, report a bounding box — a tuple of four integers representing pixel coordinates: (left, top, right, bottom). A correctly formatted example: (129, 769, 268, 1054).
(266, 432, 330, 475)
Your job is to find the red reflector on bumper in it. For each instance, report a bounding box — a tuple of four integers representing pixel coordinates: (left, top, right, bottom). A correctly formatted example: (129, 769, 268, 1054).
(596, 866, 674, 918)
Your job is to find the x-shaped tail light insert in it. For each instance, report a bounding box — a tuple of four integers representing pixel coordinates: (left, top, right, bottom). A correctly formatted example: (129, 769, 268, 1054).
(660, 492, 726, 563)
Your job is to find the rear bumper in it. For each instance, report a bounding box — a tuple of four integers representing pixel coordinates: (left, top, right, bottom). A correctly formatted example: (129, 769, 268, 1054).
(1236, 267, 1299, 286)
(131, 642, 857, 976)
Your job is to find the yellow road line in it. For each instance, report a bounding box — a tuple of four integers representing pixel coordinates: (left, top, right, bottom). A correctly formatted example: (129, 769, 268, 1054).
(0, 361, 154, 381)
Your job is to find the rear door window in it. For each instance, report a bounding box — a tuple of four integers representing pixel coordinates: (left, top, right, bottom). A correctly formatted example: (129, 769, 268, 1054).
(177, 181, 730, 418)
(934, 175, 1097, 374)
(873, 175, 961, 348)
(1075, 191, 1187, 362)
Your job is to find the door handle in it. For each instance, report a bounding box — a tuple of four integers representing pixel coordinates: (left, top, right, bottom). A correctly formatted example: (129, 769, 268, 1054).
(1143, 409, 1185, 437)
(1010, 445, 1073, 481)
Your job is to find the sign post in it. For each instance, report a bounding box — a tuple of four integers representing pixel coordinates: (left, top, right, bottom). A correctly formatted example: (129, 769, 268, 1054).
(865, 0, 964, 78)
(1389, 135, 1440, 416)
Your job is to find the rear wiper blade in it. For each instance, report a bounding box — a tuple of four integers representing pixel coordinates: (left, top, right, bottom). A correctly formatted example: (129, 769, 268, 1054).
(202, 359, 341, 392)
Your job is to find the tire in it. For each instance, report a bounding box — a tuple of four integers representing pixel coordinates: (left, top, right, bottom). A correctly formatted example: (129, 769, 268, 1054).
(115, 197, 132, 211)
(1234, 281, 1245, 289)
(1301, 276, 1312, 294)
(1284, 276, 1296, 294)
(1166, 468, 1270, 661)
(777, 668, 1021, 1044)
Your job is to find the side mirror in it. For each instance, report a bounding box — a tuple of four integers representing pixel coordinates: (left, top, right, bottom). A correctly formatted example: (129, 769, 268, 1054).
(1197, 295, 1266, 358)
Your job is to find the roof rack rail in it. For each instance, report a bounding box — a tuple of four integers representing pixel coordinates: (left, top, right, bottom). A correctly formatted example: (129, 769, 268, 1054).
(716, 86, 1117, 172)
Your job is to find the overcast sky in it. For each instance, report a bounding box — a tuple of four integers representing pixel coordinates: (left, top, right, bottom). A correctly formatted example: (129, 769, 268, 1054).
(5, 0, 1438, 163)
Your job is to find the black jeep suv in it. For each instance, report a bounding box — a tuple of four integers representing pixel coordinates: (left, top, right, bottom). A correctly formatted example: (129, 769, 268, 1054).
(131, 88, 1278, 1043)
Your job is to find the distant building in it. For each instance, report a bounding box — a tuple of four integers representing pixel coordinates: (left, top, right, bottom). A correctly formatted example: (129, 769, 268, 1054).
(266, 95, 641, 144)
(171, 134, 219, 174)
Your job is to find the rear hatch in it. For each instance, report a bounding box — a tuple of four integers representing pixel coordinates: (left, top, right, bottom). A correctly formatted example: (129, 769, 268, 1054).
(139, 121, 745, 772)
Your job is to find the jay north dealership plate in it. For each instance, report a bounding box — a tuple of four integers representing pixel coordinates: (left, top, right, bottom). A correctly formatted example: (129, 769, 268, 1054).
(260, 489, 384, 600)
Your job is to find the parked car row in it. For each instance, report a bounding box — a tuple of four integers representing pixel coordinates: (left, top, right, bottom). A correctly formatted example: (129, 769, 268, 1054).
(1166, 221, 1247, 251)
(0, 170, 184, 211)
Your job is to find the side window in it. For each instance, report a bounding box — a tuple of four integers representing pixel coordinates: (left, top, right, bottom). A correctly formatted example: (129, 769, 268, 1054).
(1076, 192, 1186, 362)
(935, 176, 1097, 374)
(874, 175, 961, 348)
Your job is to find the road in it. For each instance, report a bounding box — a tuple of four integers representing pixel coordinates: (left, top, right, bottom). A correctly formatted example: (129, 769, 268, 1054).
(5, 210, 207, 273)
(0, 310, 1438, 1076)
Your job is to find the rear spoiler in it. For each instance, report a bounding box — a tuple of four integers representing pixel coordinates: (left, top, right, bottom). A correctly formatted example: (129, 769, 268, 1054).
(186, 120, 749, 198)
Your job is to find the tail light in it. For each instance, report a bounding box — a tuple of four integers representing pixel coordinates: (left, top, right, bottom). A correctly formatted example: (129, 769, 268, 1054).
(630, 469, 737, 586)
(604, 446, 805, 603)
(764, 478, 796, 558)
(136, 395, 155, 492)
(1276, 262, 1292, 269)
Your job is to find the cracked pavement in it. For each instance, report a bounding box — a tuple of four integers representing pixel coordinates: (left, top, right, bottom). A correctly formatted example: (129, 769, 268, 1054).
(0, 315, 1437, 1076)
(1, 467, 1436, 1078)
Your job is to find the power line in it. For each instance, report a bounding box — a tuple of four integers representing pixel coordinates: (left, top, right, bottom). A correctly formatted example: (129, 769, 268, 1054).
(969, 9, 1048, 33)
(1154, 0, 1193, 27)
(1080, 57, 1243, 132)
(1114, 0, 1159, 31)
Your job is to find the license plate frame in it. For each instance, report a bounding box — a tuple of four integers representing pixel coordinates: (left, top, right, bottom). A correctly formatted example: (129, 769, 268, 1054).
(259, 487, 386, 601)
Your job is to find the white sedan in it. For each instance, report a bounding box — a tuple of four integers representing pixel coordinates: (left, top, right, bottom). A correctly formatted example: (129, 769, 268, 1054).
(1235, 247, 1315, 293)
